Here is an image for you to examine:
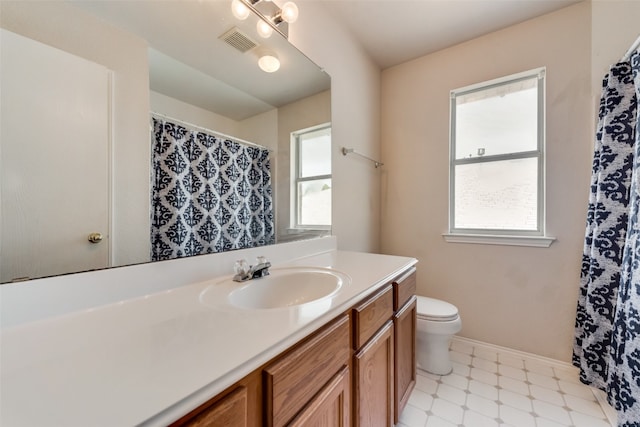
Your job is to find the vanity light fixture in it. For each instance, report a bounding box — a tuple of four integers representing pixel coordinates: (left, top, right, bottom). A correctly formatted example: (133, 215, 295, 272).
(258, 53, 280, 73)
(231, 0, 299, 39)
(231, 0, 251, 20)
(256, 19, 273, 38)
(277, 2, 299, 24)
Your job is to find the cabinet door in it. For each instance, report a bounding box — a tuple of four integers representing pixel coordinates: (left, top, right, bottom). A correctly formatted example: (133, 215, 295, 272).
(394, 297, 417, 423)
(181, 386, 248, 427)
(170, 370, 262, 427)
(354, 321, 394, 427)
(290, 367, 350, 427)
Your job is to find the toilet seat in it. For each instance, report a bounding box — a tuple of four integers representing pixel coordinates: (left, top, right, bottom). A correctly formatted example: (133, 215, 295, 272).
(417, 296, 459, 322)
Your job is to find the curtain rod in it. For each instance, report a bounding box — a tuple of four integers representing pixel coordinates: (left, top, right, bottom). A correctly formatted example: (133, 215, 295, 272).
(622, 33, 640, 61)
(341, 147, 383, 168)
(150, 112, 273, 152)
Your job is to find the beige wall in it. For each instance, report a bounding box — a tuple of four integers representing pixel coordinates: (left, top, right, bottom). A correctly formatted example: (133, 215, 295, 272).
(381, 2, 593, 361)
(150, 91, 241, 139)
(288, 2, 382, 253)
(238, 110, 279, 151)
(591, 1, 640, 94)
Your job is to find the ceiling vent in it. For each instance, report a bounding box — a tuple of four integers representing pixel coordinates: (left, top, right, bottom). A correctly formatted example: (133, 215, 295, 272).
(219, 27, 258, 53)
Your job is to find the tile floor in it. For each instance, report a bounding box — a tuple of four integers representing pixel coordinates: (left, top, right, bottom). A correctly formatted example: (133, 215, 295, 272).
(398, 338, 614, 427)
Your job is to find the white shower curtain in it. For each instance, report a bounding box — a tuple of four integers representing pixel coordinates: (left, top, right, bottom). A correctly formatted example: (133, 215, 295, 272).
(574, 51, 640, 426)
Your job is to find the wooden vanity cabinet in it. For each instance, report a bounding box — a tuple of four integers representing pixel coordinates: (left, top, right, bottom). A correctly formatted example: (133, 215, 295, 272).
(392, 269, 417, 424)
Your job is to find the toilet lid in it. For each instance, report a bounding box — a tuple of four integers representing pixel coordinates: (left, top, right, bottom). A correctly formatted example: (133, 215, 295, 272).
(416, 296, 459, 321)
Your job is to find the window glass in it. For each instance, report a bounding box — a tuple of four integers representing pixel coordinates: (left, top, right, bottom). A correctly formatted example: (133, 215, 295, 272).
(300, 128, 331, 178)
(455, 78, 538, 160)
(298, 179, 332, 226)
(454, 158, 538, 230)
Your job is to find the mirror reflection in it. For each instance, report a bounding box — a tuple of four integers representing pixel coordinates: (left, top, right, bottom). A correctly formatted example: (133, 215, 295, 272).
(0, 0, 331, 283)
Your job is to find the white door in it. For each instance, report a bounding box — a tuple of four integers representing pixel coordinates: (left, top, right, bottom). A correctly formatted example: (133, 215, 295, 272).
(1, 29, 111, 282)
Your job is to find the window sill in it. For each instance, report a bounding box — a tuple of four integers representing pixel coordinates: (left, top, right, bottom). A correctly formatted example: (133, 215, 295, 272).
(442, 233, 555, 248)
(286, 228, 330, 234)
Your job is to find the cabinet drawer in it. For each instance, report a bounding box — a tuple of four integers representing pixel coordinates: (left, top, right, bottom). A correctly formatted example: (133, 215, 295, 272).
(353, 285, 393, 349)
(393, 268, 416, 311)
(264, 314, 350, 427)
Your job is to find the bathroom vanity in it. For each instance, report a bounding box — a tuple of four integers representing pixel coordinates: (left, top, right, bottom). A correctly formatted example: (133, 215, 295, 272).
(0, 238, 417, 426)
(172, 267, 416, 427)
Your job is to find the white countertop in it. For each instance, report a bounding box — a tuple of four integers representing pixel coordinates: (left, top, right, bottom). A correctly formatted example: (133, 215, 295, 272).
(0, 249, 416, 426)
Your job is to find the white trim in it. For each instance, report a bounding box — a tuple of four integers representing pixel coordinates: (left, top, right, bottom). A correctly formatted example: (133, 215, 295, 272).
(452, 67, 546, 95)
(286, 227, 330, 234)
(442, 233, 555, 247)
(451, 335, 573, 369)
(107, 70, 114, 268)
(592, 389, 617, 427)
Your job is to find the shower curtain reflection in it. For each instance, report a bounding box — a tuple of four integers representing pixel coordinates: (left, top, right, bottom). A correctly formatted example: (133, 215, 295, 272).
(150, 118, 274, 261)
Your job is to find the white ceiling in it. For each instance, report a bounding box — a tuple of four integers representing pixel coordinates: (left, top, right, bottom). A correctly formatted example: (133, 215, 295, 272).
(62, 0, 583, 119)
(322, 0, 582, 69)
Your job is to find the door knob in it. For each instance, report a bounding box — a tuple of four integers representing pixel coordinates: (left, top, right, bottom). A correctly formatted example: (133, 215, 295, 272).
(88, 232, 103, 244)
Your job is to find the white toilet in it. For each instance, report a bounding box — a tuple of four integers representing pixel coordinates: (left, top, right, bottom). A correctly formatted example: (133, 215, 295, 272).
(416, 295, 462, 375)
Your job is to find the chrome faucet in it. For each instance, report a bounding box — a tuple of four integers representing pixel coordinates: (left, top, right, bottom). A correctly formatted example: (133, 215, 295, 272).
(233, 256, 271, 282)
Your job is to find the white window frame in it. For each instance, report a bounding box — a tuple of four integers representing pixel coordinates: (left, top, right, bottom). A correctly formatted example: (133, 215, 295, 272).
(444, 68, 554, 247)
(290, 123, 332, 231)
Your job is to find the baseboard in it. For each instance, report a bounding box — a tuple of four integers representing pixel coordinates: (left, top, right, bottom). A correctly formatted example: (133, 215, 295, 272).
(451, 335, 576, 370)
(592, 389, 617, 427)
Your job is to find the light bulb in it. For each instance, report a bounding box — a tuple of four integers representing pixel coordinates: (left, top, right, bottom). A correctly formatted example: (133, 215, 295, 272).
(256, 19, 273, 38)
(231, 0, 250, 20)
(258, 54, 280, 73)
(281, 1, 298, 23)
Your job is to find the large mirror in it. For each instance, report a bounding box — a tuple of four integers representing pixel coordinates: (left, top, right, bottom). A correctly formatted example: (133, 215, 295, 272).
(0, 0, 331, 283)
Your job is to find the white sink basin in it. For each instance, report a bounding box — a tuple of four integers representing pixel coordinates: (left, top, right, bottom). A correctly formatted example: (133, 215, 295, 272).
(201, 267, 349, 310)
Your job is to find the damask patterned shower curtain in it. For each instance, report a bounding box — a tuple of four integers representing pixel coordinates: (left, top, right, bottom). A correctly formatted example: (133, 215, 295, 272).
(574, 52, 640, 426)
(150, 118, 274, 261)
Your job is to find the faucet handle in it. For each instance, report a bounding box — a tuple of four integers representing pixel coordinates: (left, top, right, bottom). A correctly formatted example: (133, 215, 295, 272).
(256, 255, 268, 265)
(234, 259, 250, 276)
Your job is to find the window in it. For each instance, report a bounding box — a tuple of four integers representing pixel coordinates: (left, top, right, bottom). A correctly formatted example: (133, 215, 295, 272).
(447, 68, 552, 246)
(292, 124, 331, 229)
